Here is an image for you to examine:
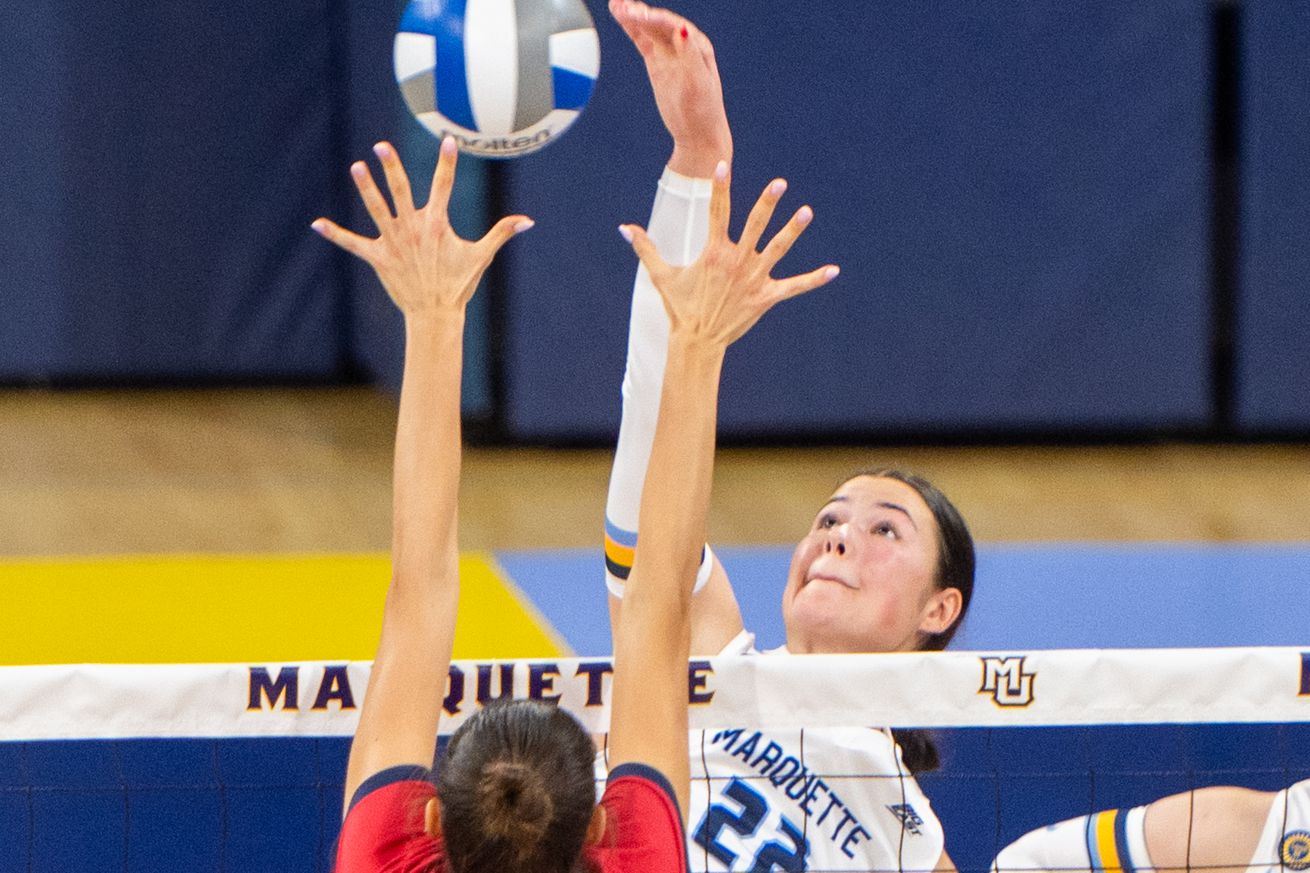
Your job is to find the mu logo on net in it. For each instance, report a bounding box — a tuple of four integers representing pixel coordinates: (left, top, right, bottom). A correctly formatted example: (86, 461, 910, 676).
(978, 656, 1037, 707)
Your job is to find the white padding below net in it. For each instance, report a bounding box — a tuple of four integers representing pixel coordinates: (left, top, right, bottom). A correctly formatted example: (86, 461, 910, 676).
(3, 646, 1308, 741)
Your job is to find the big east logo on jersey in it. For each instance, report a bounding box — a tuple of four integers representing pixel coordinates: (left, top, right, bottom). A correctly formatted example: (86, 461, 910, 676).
(1281, 831, 1310, 871)
(978, 656, 1036, 707)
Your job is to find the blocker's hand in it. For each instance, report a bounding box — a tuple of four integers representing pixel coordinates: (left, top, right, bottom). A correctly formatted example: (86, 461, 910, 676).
(312, 137, 532, 318)
(609, 0, 732, 176)
(620, 162, 839, 348)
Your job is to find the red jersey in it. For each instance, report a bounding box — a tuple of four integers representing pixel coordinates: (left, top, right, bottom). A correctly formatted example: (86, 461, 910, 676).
(335, 762, 689, 873)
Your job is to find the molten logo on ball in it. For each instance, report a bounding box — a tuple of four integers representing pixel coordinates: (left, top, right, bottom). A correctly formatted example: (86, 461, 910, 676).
(394, 0, 600, 158)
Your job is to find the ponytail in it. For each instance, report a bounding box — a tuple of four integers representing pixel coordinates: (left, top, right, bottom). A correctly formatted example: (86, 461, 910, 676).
(476, 760, 553, 858)
(438, 700, 596, 873)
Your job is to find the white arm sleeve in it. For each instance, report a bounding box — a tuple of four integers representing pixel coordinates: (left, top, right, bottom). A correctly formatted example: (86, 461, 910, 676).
(603, 167, 715, 597)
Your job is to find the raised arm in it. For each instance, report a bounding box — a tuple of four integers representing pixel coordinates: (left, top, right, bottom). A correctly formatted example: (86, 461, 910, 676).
(312, 138, 531, 812)
(606, 161, 839, 815)
(603, 0, 749, 657)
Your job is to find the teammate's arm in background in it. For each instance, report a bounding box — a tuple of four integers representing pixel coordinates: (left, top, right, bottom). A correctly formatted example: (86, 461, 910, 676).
(607, 159, 839, 815)
(312, 138, 531, 812)
(991, 784, 1278, 873)
(603, 0, 747, 656)
(1143, 785, 1275, 873)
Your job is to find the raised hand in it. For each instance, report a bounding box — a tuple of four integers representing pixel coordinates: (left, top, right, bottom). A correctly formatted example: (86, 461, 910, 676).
(620, 162, 839, 349)
(312, 137, 533, 319)
(609, 0, 732, 176)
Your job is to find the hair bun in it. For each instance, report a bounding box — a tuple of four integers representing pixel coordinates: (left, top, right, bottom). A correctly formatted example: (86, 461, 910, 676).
(479, 760, 553, 842)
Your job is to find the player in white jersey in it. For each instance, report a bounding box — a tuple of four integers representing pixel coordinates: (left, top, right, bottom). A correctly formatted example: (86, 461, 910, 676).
(991, 778, 1310, 873)
(599, 626, 947, 873)
(600, 4, 975, 872)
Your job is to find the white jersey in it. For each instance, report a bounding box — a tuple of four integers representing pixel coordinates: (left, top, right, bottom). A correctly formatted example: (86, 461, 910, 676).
(1256, 778, 1310, 873)
(599, 630, 947, 873)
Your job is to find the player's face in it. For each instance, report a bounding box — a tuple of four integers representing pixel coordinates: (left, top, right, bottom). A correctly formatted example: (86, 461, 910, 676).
(781, 475, 943, 654)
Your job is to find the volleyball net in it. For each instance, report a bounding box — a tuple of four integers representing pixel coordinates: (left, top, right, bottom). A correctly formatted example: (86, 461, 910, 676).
(4, 647, 1309, 873)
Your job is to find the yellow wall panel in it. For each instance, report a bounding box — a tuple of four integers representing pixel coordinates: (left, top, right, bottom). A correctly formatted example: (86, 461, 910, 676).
(0, 553, 565, 665)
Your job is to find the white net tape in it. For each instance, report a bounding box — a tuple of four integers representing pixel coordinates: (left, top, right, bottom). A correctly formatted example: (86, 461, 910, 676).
(4, 647, 1307, 741)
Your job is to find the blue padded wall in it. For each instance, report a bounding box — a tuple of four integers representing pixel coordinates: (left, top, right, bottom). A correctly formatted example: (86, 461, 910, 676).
(2, 738, 347, 873)
(338, 0, 418, 397)
(0, 1, 346, 382)
(0, 3, 62, 379)
(0, 0, 494, 403)
(9, 711, 1309, 871)
(498, 2, 1212, 440)
(1234, 1, 1310, 431)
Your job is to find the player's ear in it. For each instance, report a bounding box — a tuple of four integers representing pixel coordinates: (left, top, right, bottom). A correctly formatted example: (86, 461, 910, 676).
(918, 586, 962, 636)
(424, 797, 442, 837)
(585, 804, 607, 846)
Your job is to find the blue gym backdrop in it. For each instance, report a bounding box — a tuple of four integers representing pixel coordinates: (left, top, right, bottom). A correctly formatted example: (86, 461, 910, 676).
(0, 0, 1306, 436)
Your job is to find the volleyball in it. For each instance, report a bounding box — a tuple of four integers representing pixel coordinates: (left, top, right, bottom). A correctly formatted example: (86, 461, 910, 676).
(393, 0, 600, 158)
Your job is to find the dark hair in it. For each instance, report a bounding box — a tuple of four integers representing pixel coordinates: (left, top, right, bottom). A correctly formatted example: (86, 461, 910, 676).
(437, 699, 597, 873)
(845, 468, 975, 774)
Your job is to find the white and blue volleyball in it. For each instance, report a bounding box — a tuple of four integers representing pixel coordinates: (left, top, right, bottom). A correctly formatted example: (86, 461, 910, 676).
(394, 0, 600, 158)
